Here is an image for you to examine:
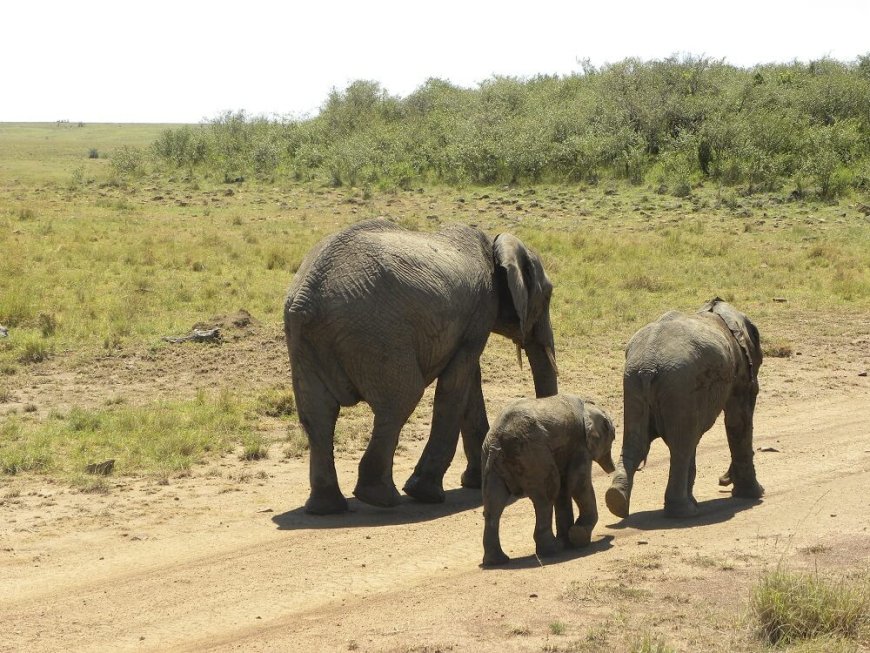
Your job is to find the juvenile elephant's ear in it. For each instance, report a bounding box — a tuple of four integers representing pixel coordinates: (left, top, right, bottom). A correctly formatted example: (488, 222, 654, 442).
(494, 234, 534, 341)
(701, 298, 761, 389)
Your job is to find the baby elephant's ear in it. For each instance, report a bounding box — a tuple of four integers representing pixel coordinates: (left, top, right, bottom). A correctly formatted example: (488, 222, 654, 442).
(583, 407, 603, 448)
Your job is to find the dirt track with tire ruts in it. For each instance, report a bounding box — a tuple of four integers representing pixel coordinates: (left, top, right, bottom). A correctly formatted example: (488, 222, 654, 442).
(1, 320, 868, 652)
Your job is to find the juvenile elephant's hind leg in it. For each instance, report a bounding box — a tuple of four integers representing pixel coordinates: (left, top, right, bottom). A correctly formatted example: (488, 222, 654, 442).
(687, 451, 698, 507)
(663, 445, 700, 518)
(482, 472, 511, 567)
(724, 394, 764, 499)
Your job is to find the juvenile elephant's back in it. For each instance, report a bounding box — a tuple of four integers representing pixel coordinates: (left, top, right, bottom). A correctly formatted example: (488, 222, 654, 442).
(625, 312, 733, 375)
(625, 312, 737, 437)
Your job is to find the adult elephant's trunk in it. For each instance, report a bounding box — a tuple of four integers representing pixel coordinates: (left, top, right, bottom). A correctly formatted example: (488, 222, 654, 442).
(524, 342, 558, 398)
(523, 309, 558, 398)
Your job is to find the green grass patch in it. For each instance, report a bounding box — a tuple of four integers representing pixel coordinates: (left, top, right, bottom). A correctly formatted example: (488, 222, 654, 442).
(0, 390, 254, 479)
(751, 569, 869, 646)
(256, 386, 296, 417)
(239, 434, 269, 461)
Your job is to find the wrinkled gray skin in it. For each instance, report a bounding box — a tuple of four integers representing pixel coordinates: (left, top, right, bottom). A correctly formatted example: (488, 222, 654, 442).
(605, 298, 764, 519)
(481, 394, 615, 566)
(285, 218, 559, 515)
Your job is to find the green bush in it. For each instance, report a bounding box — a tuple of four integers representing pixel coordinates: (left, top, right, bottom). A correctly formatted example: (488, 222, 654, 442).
(144, 55, 870, 190)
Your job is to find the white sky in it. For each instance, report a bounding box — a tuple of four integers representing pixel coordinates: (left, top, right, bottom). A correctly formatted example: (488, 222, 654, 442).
(3, 0, 868, 123)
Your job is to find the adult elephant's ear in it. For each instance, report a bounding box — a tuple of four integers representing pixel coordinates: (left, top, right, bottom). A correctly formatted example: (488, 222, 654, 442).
(494, 233, 534, 341)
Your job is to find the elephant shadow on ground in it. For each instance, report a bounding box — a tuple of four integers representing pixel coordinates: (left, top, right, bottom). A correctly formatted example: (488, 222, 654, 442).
(482, 535, 615, 570)
(606, 495, 763, 531)
(271, 487, 483, 531)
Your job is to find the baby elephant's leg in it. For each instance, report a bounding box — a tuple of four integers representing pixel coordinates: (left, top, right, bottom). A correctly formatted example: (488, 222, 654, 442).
(531, 491, 561, 557)
(482, 473, 511, 566)
(554, 484, 574, 543)
(568, 464, 598, 547)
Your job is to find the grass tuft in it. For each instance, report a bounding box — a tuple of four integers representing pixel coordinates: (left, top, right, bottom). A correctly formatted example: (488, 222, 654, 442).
(629, 633, 675, 653)
(751, 569, 869, 646)
(240, 435, 269, 461)
(256, 386, 296, 417)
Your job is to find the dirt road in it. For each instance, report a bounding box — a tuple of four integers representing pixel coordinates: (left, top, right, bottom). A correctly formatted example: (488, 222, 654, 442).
(2, 340, 869, 652)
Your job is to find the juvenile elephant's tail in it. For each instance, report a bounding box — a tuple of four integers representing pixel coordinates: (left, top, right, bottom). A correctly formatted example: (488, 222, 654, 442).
(606, 370, 655, 518)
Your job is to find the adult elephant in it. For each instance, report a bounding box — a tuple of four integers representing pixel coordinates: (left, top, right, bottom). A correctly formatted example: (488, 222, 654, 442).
(605, 298, 764, 519)
(284, 218, 558, 514)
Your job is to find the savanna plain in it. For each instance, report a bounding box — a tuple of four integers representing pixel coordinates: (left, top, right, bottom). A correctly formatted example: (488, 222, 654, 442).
(0, 122, 868, 652)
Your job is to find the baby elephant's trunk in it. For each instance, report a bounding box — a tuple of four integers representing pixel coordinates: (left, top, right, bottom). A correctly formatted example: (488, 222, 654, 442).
(605, 454, 638, 518)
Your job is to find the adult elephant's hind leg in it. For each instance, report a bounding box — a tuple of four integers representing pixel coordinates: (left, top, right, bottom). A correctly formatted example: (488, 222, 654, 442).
(295, 375, 345, 515)
(404, 346, 479, 503)
(356, 384, 423, 508)
(459, 364, 488, 489)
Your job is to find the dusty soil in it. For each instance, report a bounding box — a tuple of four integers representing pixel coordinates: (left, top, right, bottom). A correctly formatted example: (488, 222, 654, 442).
(1, 312, 869, 652)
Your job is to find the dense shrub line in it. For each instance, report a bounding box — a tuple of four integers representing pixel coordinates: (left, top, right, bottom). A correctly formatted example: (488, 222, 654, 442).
(145, 55, 870, 197)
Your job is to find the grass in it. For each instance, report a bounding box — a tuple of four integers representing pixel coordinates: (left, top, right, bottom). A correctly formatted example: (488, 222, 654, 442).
(628, 633, 675, 653)
(0, 389, 253, 478)
(751, 568, 869, 646)
(563, 580, 652, 603)
(0, 123, 868, 484)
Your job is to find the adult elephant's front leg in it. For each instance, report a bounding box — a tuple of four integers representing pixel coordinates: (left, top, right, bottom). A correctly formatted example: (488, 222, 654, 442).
(459, 363, 488, 489)
(404, 348, 478, 503)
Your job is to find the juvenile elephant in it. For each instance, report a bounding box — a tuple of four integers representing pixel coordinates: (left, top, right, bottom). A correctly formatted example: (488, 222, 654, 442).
(285, 218, 558, 514)
(605, 298, 763, 519)
(481, 394, 615, 566)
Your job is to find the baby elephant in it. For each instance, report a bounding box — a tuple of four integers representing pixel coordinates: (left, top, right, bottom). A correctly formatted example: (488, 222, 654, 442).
(481, 394, 616, 567)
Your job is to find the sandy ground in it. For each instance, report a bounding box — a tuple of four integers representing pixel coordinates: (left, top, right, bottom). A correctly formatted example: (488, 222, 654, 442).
(1, 317, 869, 652)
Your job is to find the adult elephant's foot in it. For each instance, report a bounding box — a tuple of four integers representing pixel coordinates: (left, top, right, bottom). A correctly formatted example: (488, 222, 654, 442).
(460, 465, 482, 489)
(402, 473, 445, 503)
(605, 486, 630, 518)
(482, 548, 510, 567)
(732, 480, 764, 499)
(304, 486, 349, 515)
(353, 481, 401, 508)
(663, 499, 699, 518)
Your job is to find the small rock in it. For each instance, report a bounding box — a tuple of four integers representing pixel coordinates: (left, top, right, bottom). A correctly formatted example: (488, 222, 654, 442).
(529, 593, 538, 598)
(637, 540, 649, 545)
(859, 371, 867, 377)
(758, 446, 781, 453)
(256, 507, 274, 513)
(773, 297, 787, 303)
